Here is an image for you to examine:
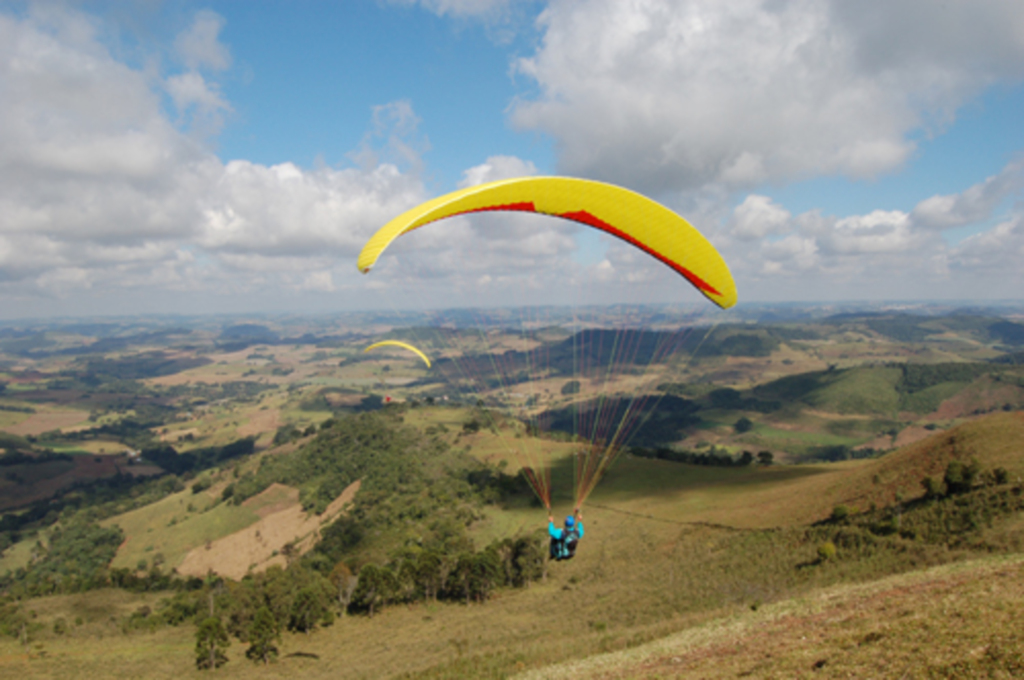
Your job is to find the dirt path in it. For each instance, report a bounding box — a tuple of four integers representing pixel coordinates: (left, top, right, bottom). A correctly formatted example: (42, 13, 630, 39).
(175, 479, 360, 580)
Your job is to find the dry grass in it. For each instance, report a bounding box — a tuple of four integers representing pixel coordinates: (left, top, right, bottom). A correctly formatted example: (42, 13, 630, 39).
(3, 408, 90, 436)
(524, 553, 1024, 679)
(104, 484, 263, 571)
(176, 480, 359, 580)
(235, 408, 281, 438)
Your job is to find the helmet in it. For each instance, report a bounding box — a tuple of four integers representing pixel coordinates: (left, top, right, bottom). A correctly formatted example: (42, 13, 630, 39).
(565, 516, 575, 527)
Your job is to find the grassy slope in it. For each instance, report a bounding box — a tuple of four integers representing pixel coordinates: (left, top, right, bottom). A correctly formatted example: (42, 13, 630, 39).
(2, 409, 1022, 677)
(527, 553, 1024, 679)
(102, 483, 260, 571)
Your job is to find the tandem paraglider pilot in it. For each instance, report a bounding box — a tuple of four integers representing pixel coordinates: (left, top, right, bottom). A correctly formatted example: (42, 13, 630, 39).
(548, 509, 584, 561)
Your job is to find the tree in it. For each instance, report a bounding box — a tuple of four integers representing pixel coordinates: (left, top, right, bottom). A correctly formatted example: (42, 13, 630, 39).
(921, 475, 943, 499)
(830, 505, 850, 523)
(195, 616, 230, 670)
(245, 607, 279, 665)
(756, 450, 774, 466)
(328, 562, 359, 615)
(469, 550, 503, 602)
(411, 549, 447, 600)
(734, 417, 753, 434)
(448, 553, 475, 604)
(512, 535, 545, 587)
(353, 564, 383, 617)
(561, 380, 581, 395)
(944, 459, 980, 495)
(289, 586, 326, 634)
(739, 450, 754, 466)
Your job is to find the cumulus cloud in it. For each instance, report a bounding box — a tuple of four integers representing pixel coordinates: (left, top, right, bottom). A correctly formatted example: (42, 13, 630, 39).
(911, 159, 1024, 230)
(726, 163, 1024, 300)
(951, 212, 1024, 274)
(0, 7, 426, 312)
(511, 0, 1024, 194)
(395, 0, 519, 19)
(174, 10, 231, 71)
(459, 155, 538, 187)
(730, 195, 791, 241)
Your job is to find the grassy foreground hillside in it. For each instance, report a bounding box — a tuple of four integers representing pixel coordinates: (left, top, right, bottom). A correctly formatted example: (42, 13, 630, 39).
(1, 410, 1023, 678)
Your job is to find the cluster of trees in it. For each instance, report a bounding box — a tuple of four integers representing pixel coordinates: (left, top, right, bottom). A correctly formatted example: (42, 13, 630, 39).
(0, 403, 34, 413)
(921, 458, 1009, 499)
(271, 422, 319, 445)
(223, 412, 442, 514)
(142, 437, 256, 476)
(0, 472, 184, 558)
(0, 450, 72, 466)
(894, 362, 1000, 394)
(73, 351, 211, 381)
(1, 401, 556, 670)
(39, 402, 177, 449)
(184, 529, 547, 670)
(819, 458, 1021, 553)
(800, 444, 880, 463)
(631, 446, 773, 467)
(544, 394, 702, 447)
(345, 534, 546, 614)
(0, 519, 124, 597)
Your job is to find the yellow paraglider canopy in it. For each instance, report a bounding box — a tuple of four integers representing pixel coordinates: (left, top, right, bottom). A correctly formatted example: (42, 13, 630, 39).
(363, 340, 431, 368)
(357, 176, 737, 309)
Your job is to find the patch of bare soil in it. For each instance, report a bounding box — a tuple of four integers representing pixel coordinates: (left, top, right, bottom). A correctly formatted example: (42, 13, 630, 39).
(236, 408, 281, 438)
(175, 479, 360, 580)
(324, 392, 363, 408)
(4, 410, 89, 436)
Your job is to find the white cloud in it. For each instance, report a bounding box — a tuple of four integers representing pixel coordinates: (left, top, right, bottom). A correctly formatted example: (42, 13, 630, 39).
(400, 0, 516, 18)
(459, 155, 538, 187)
(951, 212, 1024, 273)
(511, 0, 1024, 194)
(166, 71, 229, 116)
(730, 195, 791, 241)
(0, 7, 426, 313)
(299, 270, 336, 293)
(174, 10, 231, 71)
(819, 210, 924, 256)
(910, 159, 1024, 230)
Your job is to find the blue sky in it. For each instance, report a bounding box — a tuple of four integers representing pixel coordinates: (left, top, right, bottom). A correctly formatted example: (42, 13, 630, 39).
(0, 0, 1022, 318)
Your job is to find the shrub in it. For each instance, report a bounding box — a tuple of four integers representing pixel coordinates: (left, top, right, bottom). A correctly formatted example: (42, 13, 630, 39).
(830, 505, 850, 523)
(921, 476, 943, 499)
(817, 541, 837, 562)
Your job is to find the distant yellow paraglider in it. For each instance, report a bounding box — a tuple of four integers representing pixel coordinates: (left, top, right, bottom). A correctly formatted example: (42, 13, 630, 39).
(363, 340, 431, 368)
(357, 176, 736, 309)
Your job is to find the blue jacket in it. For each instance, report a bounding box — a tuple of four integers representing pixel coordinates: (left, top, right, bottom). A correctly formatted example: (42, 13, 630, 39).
(548, 520, 584, 560)
(548, 521, 585, 541)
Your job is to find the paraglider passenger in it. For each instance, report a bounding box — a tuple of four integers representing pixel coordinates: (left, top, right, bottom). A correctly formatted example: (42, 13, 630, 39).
(548, 509, 584, 561)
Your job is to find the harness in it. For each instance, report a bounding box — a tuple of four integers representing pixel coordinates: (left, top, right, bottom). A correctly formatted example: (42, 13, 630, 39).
(550, 526, 581, 561)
